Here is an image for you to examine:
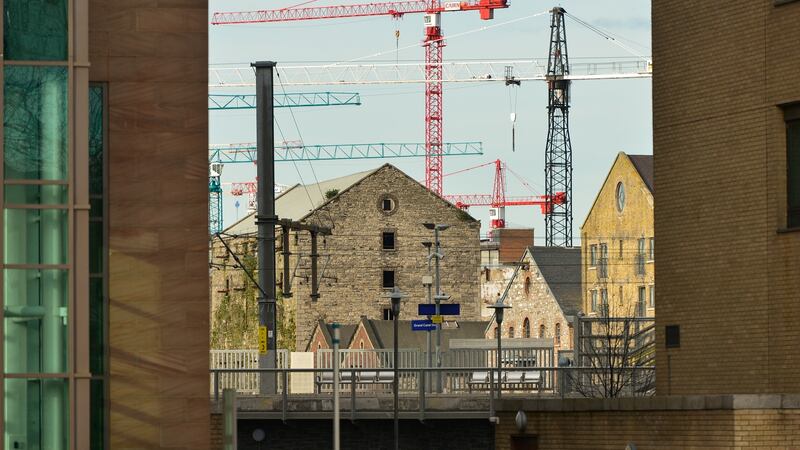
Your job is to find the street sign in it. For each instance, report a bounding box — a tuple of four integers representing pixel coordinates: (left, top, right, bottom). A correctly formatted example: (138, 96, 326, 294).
(258, 326, 268, 355)
(418, 303, 460, 316)
(411, 320, 437, 331)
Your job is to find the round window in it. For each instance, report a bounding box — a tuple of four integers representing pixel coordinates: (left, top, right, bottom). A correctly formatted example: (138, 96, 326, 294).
(378, 194, 398, 215)
(615, 182, 626, 212)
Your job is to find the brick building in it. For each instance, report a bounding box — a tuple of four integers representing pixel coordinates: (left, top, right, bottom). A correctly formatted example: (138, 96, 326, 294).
(483, 247, 581, 355)
(654, 0, 800, 395)
(211, 164, 483, 351)
(581, 152, 654, 318)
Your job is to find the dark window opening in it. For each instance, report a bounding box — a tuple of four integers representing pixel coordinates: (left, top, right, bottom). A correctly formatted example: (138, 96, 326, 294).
(383, 308, 395, 320)
(787, 111, 800, 228)
(382, 231, 396, 250)
(382, 270, 395, 289)
(381, 197, 396, 212)
(665, 325, 681, 348)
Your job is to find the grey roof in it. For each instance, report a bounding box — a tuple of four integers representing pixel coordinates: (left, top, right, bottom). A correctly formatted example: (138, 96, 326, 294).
(627, 154, 654, 193)
(306, 320, 357, 351)
(224, 168, 379, 235)
(363, 319, 489, 352)
(528, 246, 582, 316)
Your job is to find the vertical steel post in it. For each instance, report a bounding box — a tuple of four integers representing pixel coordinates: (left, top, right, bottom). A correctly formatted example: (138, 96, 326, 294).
(223, 388, 238, 450)
(253, 61, 278, 393)
(424, 242, 433, 393)
(433, 227, 442, 392)
(332, 323, 341, 450)
(282, 224, 292, 297)
(311, 231, 320, 301)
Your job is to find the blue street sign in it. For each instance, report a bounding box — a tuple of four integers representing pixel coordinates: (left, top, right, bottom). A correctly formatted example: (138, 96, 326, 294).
(411, 320, 437, 331)
(418, 303, 460, 316)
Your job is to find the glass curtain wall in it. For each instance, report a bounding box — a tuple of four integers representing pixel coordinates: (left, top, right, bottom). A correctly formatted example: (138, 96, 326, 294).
(2, 0, 89, 449)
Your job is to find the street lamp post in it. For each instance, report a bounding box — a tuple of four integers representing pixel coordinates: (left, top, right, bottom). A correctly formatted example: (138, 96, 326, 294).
(488, 300, 512, 400)
(422, 241, 433, 393)
(423, 223, 449, 392)
(384, 287, 407, 450)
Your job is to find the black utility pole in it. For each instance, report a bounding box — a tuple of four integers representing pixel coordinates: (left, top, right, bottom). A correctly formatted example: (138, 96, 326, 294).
(253, 61, 278, 394)
(544, 7, 573, 247)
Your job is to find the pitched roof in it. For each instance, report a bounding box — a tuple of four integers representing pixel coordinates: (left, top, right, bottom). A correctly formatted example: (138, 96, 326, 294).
(361, 319, 489, 352)
(527, 246, 582, 316)
(627, 154, 654, 193)
(306, 319, 358, 350)
(223, 168, 379, 235)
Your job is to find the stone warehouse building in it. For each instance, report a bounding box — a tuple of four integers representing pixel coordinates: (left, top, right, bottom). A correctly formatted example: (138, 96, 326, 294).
(210, 164, 483, 351)
(581, 152, 654, 318)
(483, 247, 581, 355)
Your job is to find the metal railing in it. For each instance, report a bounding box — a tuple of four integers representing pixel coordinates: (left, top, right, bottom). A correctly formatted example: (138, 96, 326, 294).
(209, 349, 289, 394)
(210, 366, 655, 421)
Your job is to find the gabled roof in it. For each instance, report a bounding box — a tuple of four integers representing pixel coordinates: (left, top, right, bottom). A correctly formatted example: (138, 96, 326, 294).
(224, 168, 379, 235)
(526, 246, 582, 317)
(354, 318, 489, 352)
(628, 154, 654, 193)
(224, 164, 477, 235)
(580, 152, 653, 230)
(306, 319, 357, 351)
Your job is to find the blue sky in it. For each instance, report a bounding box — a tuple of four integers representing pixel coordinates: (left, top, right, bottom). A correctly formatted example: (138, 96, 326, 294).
(209, 0, 652, 242)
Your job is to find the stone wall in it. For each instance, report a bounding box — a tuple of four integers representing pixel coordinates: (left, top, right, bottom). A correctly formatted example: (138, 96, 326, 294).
(653, 0, 800, 394)
(483, 253, 572, 352)
(292, 165, 482, 350)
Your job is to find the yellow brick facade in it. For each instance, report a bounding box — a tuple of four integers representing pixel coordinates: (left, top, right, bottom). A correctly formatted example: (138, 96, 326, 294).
(654, 0, 800, 395)
(581, 152, 654, 318)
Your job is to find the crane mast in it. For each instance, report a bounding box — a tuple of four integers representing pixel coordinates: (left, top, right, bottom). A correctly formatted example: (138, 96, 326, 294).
(544, 7, 573, 247)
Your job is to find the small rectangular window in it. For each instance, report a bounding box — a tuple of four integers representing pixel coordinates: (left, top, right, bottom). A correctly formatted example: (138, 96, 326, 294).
(591, 290, 598, 312)
(589, 245, 597, 266)
(786, 106, 800, 228)
(649, 285, 655, 308)
(382, 270, 395, 289)
(618, 239, 623, 258)
(382, 307, 394, 320)
(638, 286, 647, 317)
(638, 238, 645, 255)
(382, 231, 395, 250)
(665, 325, 680, 348)
(648, 238, 655, 260)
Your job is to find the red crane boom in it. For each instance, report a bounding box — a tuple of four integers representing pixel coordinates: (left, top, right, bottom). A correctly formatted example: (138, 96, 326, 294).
(212, 0, 510, 196)
(444, 159, 566, 230)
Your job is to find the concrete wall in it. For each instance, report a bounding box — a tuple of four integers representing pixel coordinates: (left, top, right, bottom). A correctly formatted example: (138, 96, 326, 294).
(653, 0, 800, 395)
(292, 165, 482, 350)
(581, 153, 654, 318)
(89, 2, 210, 448)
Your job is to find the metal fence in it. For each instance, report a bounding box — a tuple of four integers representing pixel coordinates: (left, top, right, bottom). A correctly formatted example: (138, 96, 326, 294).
(209, 349, 289, 394)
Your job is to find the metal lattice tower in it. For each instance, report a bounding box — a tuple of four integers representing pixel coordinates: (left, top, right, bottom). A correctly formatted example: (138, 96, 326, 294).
(209, 163, 224, 234)
(544, 7, 573, 247)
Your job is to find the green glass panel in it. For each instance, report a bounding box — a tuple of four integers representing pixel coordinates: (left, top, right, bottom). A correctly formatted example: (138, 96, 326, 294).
(89, 221, 103, 274)
(4, 0, 68, 61)
(90, 197, 103, 219)
(4, 208, 68, 265)
(3, 269, 68, 374)
(4, 66, 68, 180)
(4, 184, 68, 204)
(90, 379, 105, 450)
(89, 277, 104, 374)
(89, 86, 104, 196)
(4, 378, 68, 450)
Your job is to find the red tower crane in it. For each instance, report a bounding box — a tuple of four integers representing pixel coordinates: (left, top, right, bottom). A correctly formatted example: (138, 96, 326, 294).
(211, 0, 510, 196)
(444, 159, 566, 231)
